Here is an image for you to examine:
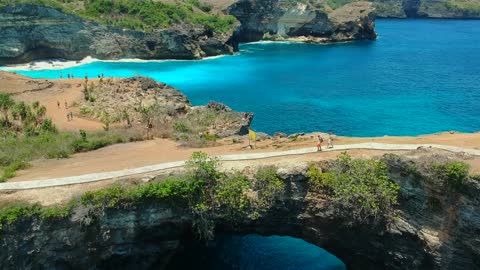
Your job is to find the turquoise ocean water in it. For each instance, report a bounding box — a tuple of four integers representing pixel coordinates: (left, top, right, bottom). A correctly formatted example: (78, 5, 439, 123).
(6, 19, 480, 136)
(165, 234, 346, 270)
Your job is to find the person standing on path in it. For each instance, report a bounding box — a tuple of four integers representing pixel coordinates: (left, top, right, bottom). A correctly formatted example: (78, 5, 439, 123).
(317, 134, 323, 151)
(327, 132, 334, 149)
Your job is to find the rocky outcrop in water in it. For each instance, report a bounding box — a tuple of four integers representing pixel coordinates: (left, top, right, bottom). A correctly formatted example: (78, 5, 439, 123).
(229, 0, 377, 43)
(1, 152, 479, 270)
(0, 4, 236, 65)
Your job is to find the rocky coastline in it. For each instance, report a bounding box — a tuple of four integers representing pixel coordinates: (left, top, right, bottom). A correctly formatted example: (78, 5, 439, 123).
(0, 4, 236, 65)
(1, 152, 479, 270)
(0, 1, 377, 65)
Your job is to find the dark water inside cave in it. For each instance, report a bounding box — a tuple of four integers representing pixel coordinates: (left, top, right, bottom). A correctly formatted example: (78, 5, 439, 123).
(165, 234, 346, 270)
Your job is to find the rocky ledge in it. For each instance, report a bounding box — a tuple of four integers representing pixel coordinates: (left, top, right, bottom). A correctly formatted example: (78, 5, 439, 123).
(0, 4, 236, 65)
(77, 77, 253, 139)
(0, 151, 479, 270)
(229, 0, 377, 43)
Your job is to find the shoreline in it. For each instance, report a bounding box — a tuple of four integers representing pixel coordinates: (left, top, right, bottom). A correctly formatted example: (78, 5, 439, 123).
(1, 39, 366, 71)
(1, 70, 479, 139)
(0, 54, 233, 72)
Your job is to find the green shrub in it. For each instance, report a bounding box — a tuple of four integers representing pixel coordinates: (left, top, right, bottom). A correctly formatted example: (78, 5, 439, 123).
(308, 153, 400, 223)
(215, 172, 251, 217)
(127, 177, 198, 205)
(0, 204, 42, 229)
(431, 161, 470, 194)
(0, 159, 29, 182)
(40, 200, 78, 220)
(254, 166, 284, 206)
(81, 184, 127, 208)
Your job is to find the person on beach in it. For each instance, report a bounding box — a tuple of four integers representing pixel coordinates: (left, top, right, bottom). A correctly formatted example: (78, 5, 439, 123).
(327, 132, 334, 148)
(317, 134, 323, 151)
(67, 74, 71, 79)
(60, 72, 62, 79)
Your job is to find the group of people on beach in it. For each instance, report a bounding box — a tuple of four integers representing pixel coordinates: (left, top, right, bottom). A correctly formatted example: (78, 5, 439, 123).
(317, 132, 334, 151)
(59, 72, 76, 79)
(57, 100, 74, 121)
(60, 72, 105, 79)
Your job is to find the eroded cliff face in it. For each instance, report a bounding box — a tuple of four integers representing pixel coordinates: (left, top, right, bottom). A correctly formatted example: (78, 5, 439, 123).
(0, 4, 236, 65)
(229, 0, 377, 43)
(1, 156, 479, 270)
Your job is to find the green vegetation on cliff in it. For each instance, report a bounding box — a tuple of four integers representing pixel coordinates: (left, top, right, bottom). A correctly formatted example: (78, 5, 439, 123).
(308, 152, 400, 223)
(0, 0, 237, 33)
(0, 94, 144, 182)
(1, 152, 477, 238)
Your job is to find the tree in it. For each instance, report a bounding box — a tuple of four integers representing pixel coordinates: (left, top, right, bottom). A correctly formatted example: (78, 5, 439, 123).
(139, 105, 155, 138)
(0, 93, 14, 125)
(120, 109, 132, 128)
(12, 102, 28, 122)
(34, 105, 47, 126)
(99, 111, 113, 131)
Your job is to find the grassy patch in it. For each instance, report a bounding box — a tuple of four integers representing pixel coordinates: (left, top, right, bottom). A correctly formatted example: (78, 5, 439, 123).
(0, 0, 237, 33)
(0, 204, 42, 229)
(327, 0, 354, 9)
(0, 128, 143, 181)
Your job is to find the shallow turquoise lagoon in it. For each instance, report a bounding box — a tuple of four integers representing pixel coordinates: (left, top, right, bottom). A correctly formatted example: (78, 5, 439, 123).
(7, 19, 480, 136)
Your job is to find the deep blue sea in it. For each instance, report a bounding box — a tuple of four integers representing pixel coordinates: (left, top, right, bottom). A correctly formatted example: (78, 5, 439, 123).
(165, 234, 346, 270)
(5, 19, 480, 136)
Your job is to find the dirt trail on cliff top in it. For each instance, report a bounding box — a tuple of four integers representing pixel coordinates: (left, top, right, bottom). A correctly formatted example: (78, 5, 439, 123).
(2, 71, 480, 182)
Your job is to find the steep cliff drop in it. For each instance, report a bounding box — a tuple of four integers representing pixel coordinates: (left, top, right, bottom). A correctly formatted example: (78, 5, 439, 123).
(0, 4, 236, 65)
(229, 0, 377, 43)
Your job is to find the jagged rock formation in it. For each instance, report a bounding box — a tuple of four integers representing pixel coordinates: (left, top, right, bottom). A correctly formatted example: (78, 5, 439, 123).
(79, 77, 191, 125)
(1, 153, 479, 270)
(0, 4, 236, 65)
(229, 0, 377, 43)
(78, 77, 252, 137)
(202, 101, 254, 137)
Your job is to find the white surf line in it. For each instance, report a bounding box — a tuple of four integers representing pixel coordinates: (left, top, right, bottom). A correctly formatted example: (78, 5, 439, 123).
(1, 143, 479, 191)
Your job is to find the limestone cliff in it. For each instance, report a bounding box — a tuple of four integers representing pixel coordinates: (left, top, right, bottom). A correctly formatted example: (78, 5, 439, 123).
(1, 153, 479, 270)
(0, 4, 236, 65)
(229, 0, 377, 43)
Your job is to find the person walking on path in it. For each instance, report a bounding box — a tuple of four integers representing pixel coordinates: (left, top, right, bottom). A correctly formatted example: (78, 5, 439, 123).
(327, 132, 334, 149)
(317, 134, 323, 151)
